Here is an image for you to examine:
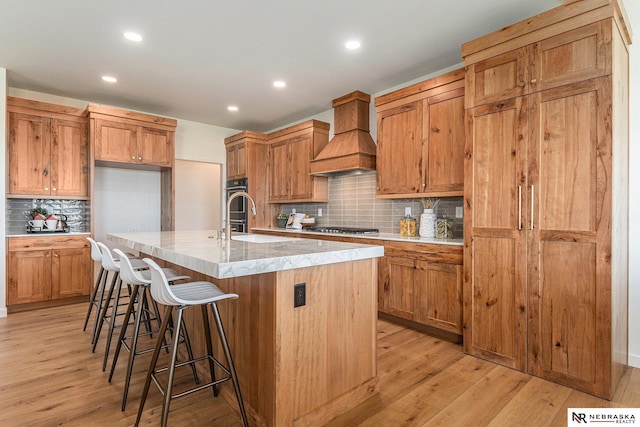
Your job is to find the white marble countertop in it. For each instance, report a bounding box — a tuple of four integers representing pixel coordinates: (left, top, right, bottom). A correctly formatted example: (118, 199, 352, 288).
(251, 227, 464, 246)
(107, 230, 384, 279)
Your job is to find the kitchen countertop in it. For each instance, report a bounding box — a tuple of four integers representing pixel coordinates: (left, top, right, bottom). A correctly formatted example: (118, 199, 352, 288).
(252, 227, 464, 246)
(108, 230, 384, 279)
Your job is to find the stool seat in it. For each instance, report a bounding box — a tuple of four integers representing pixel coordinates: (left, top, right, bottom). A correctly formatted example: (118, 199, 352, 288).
(163, 281, 232, 305)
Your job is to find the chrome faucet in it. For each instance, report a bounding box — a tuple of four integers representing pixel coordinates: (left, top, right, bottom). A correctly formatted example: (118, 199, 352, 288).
(225, 191, 257, 240)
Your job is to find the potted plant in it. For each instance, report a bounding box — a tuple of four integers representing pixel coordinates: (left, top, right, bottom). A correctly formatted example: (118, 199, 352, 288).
(26, 206, 48, 220)
(276, 213, 288, 228)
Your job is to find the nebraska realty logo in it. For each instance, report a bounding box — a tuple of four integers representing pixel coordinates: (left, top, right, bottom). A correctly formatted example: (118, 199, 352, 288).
(568, 408, 639, 424)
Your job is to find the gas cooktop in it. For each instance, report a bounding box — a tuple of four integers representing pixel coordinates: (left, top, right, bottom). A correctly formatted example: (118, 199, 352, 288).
(306, 226, 379, 235)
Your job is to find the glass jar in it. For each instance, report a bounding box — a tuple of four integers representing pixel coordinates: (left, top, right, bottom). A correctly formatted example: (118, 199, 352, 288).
(400, 214, 417, 237)
(435, 215, 453, 239)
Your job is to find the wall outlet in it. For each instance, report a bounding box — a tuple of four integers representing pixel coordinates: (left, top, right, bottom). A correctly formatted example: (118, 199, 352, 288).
(294, 283, 306, 308)
(317, 208, 322, 217)
(291, 208, 296, 214)
(405, 207, 411, 216)
(456, 206, 463, 218)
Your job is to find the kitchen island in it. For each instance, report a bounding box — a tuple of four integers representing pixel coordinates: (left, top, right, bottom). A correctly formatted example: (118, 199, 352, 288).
(108, 230, 384, 427)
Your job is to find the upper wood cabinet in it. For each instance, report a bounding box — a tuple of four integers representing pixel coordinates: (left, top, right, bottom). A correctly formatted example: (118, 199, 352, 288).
(88, 104, 176, 168)
(465, 20, 612, 108)
(224, 131, 273, 228)
(375, 69, 465, 198)
(463, 0, 630, 399)
(7, 97, 88, 198)
(267, 120, 329, 203)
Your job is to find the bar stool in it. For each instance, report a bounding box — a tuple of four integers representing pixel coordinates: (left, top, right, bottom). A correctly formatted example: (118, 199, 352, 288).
(83, 237, 107, 341)
(135, 258, 249, 427)
(83, 238, 139, 344)
(108, 248, 196, 411)
(92, 242, 146, 371)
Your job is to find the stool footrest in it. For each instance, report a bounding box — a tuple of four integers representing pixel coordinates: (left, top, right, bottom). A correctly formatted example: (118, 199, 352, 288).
(150, 354, 232, 399)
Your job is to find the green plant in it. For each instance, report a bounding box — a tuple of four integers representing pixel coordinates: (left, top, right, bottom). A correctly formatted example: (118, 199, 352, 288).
(276, 213, 288, 220)
(26, 207, 48, 218)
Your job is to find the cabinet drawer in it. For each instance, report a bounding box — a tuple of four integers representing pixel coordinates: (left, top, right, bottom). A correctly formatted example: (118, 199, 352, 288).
(8, 235, 90, 251)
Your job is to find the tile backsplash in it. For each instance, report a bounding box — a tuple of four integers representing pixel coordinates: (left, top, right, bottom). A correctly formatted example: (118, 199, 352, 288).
(6, 199, 90, 234)
(278, 171, 463, 237)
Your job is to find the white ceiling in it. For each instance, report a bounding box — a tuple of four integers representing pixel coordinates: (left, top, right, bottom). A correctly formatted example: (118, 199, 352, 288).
(1, 0, 562, 132)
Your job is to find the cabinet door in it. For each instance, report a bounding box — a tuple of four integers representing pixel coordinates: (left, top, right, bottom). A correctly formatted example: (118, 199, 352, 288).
(464, 97, 528, 371)
(465, 48, 529, 107)
(226, 143, 247, 179)
(527, 78, 611, 396)
(94, 119, 137, 163)
(8, 113, 51, 195)
(289, 135, 314, 200)
(379, 256, 416, 320)
(376, 102, 423, 195)
(51, 247, 91, 299)
(138, 127, 173, 166)
(50, 119, 88, 197)
(268, 140, 290, 201)
(532, 21, 610, 94)
(423, 88, 465, 194)
(7, 250, 52, 305)
(415, 262, 462, 334)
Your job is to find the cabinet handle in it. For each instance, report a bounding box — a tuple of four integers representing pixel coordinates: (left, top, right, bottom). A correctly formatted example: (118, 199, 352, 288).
(131, 156, 136, 160)
(518, 185, 522, 230)
(518, 81, 525, 87)
(531, 185, 535, 230)
(52, 187, 56, 191)
(44, 187, 48, 191)
(422, 183, 426, 187)
(530, 79, 537, 84)
(138, 157, 142, 161)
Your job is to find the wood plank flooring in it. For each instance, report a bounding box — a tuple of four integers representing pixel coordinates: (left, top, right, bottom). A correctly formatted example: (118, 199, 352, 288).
(0, 303, 638, 426)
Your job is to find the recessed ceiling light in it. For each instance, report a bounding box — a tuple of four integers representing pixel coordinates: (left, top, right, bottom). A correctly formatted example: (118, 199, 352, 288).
(124, 32, 143, 42)
(102, 75, 117, 83)
(227, 106, 239, 112)
(345, 40, 361, 50)
(273, 81, 286, 88)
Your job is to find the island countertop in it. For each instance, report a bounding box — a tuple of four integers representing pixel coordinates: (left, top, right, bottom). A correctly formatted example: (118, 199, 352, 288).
(107, 230, 384, 279)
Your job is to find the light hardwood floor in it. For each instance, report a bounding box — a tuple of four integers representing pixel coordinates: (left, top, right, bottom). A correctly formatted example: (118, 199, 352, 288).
(0, 303, 638, 426)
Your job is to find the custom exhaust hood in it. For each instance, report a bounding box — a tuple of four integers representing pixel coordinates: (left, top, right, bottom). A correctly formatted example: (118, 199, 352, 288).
(309, 90, 376, 176)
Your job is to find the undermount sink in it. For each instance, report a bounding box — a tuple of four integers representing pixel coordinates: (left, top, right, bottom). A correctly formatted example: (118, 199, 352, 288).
(231, 234, 297, 244)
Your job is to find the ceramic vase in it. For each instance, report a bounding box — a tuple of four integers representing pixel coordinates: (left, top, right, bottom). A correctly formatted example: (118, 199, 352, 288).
(419, 209, 436, 238)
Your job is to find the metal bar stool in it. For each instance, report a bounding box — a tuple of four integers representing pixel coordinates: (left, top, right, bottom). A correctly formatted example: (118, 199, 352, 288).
(83, 237, 107, 341)
(84, 238, 140, 344)
(92, 242, 146, 371)
(108, 248, 197, 411)
(135, 258, 249, 427)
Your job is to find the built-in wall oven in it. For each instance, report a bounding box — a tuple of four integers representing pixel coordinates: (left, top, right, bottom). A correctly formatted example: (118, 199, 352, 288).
(226, 178, 248, 233)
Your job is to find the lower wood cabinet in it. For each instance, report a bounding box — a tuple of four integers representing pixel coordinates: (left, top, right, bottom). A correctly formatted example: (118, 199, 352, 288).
(7, 235, 91, 307)
(378, 250, 462, 335)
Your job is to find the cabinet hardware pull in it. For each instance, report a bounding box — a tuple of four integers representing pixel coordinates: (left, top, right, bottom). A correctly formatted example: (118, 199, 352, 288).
(131, 156, 136, 160)
(531, 185, 535, 230)
(52, 187, 56, 191)
(530, 79, 537, 84)
(518, 81, 525, 87)
(518, 185, 522, 230)
(138, 157, 142, 161)
(44, 187, 48, 191)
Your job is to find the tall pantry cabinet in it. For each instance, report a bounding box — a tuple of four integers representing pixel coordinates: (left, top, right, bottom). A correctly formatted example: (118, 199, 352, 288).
(462, 0, 630, 399)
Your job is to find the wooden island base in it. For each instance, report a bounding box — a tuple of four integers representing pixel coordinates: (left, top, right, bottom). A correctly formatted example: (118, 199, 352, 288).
(150, 255, 380, 427)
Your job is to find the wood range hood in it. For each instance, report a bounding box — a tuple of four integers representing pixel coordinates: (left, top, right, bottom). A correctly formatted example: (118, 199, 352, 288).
(309, 91, 376, 176)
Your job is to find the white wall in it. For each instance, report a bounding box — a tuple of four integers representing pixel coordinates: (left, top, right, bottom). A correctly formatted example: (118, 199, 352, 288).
(174, 160, 222, 230)
(622, 0, 639, 367)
